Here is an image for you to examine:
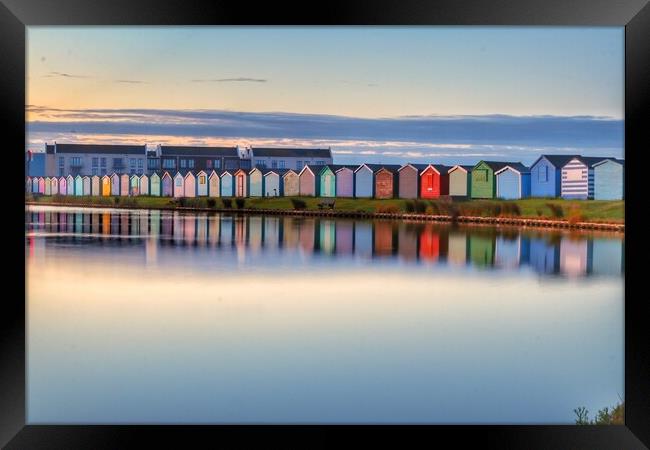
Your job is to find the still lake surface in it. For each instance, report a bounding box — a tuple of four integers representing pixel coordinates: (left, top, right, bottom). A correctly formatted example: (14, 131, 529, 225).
(25, 205, 624, 424)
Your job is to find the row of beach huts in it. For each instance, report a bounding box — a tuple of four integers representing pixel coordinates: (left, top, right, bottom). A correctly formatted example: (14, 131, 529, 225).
(25, 154, 624, 200)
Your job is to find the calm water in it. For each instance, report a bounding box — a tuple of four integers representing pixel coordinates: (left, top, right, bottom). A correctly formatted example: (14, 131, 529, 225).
(25, 205, 624, 424)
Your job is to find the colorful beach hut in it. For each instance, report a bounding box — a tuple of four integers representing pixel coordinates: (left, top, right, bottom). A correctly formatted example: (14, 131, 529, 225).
(31, 177, 38, 193)
(447, 165, 473, 198)
(51, 176, 59, 195)
(249, 167, 264, 197)
(120, 174, 129, 196)
(470, 161, 512, 199)
(91, 175, 100, 196)
(298, 165, 318, 196)
(101, 175, 111, 196)
(173, 172, 184, 197)
(317, 165, 337, 198)
(196, 170, 208, 196)
(161, 172, 173, 197)
(66, 175, 74, 195)
(26, 177, 31, 193)
(234, 169, 247, 197)
(149, 172, 161, 196)
(335, 166, 355, 198)
(140, 174, 149, 196)
(593, 158, 624, 200)
(397, 164, 428, 199)
(529, 155, 578, 198)
(263, 169, 280, 197)
(282, 170, 299, 196)
(494, 163, 531, 199)
(82, 176, 91, 196)
(44, 177, 52, 195)
(419, 164, 450, 199)
(130, 174, 140, 196)
(59, 176, 67, 195)
(374, 165, 401, 199)
(354, 164, 375, 198)
(183, 171, 196, 197)
(74, 175, 83, 196)
(38, 177, 45, 194)
(560, 156, 609, 200)
(220, 170, 234, 197)
(208, 170, 220, 197)
(110, 173, 120, 196)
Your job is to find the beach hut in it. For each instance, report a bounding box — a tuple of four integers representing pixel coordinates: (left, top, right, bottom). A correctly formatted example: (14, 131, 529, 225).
(354, 164, 375, 197)
(65, 175, 74, 195)
(335, 167, 355, 198)
(161, 172, 173, 197)
(593, 159, 624, 200)
(26, 177, 31, 193)
(374, 166, 401, 199)
(149, 172, 161, 196)
(183, 171, 196, 197)
(37, 177, 45, 194)
(249, 167, 264, 197)
(59, 176, 67, 196)
(208, 170, 220, 197)
(130, 174, 140, 196)
(31, 177, 38, 193)
(91, 175, 100, 196)
(220, 170, 234, 197)
(317, 165, 337, 198)
(298, 165, 318, 196)
(263, 169, 280, 197)
(43, 177, 52, 195)
(529, 155, 578, 198)
(51, 176, 59, 195)
(74, 175, 83, 196)
(101, 175, 111, 196)
(173, 172, 184, 197)
(447, 165, 473, 198)
(196, 170, 208, 196)
(494, 163, 531, 199)
(110, 173, 120, 196)
(119, 174, 129, 196)
(398, 164, 427, 199)
(282, 170, 299, 196)
(234, 169, 247, 197)
(140, 174, 149, 196)
(470, 161, 512, 199)
(82, 176, 91, 196)
(419, 164, 451, 199)
(560, 156, 609, 200)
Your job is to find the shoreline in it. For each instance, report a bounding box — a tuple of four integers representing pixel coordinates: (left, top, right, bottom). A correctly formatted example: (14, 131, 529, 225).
(25, 200, 625, 233)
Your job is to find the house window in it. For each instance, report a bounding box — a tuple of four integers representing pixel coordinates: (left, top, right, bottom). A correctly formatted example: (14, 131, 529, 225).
(188, 159, 195, 169)
(271, 160, 277, 169)
(138, 159, 143, 169)
(58, 156, 65, 168)
(180, 159, 187, 168)
(148, 158, 159, 170)
(297, 160, 302, 170)
(206, 160, 212, 168)
(279, 160, 285, 169)
(257, 160, 267, 168)
(113, 158, 123, 170)
(100, 157, 107, 168)
(162, 158, 176, 169)
(130, 158, 137, 169)
(59, 168, 64, 176)
(214, 159, 221, 169)
(101, 168, 107, 175)
(71, 157, 82, 166)
(316, 160, 324, 165)
(225, 159, 238, 170)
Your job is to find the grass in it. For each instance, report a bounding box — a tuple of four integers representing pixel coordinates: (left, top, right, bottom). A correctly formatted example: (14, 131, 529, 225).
(25, 194, 624, 223)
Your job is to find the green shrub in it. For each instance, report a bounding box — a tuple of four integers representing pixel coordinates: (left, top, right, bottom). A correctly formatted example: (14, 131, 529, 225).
(222, 198, 232, 208)
(235, 198, 246, 209)
(546, 203, 564, 218)
(404, 200, 415, 213)
(291, 198, 306, 210)
(207, 198, 216, 208)
(113, 196, 120, 205)
(414, 200, 428, 213)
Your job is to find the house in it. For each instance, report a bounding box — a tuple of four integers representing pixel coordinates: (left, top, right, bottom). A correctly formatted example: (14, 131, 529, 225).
(397, 164, 428, 199)
(263, 169, 281, 197)
(233, 169, 247, 197)
(41, 142, 147, 177)
(593, 158, 624, 200)
(494, 163, 531, 199)
(51, 176, 59, 195)
(149, 172, 161, 196)
(130, 174, 140, 196)
(560, 156, 610, 200)
(353, 164, 401, 198)
(110, 173, 120, 195)
(140, 174, 149, 196)
(335, 166, 355, 198)
(298, 165, 318, 196)
(248, 167, 264, 197)
(220, 170, 234, 197)
(59, 176, 67, 195)
(120, 173, 130, 196)
(419, 164, 451, 199)
(101, 175, 111, 196)
(208, 170, 220, 197)
(249, 147, 333, 171)
(91, 175, 100, 196)
(82, 176, 91, 196)
(183, 171, 196, 197)
(173, 172, 184, 197)
(282, 169, 299, 196)
(470, 161, 513, 199)
(150, 145, 244, 174)
(529, 155, 578, 198)
(354, 164, 375, 197)
(447, 165, 473, 197)
(44, 177, 52, 195)
(196, 170, 208, 196)
(31, 177, 38, 193)
(74, 175, 83, 196)
(161, 172, 173, 197)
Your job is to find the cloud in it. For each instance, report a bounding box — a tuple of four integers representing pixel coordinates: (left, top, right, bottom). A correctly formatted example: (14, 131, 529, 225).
(114, 79, 150, 84)
(191, 77, 267, 83)
(43, 71, 91, 79)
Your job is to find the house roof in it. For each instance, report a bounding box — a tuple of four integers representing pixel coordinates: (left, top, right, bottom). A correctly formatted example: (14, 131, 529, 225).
(531, 154, 581, 169)
(54, 143, 146, 155)
(251, 147, 332, 158)
(45, 144, 55, 154)
(160, 146, 239, 157)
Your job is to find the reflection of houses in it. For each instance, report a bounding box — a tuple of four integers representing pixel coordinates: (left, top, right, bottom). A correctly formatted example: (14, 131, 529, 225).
(591, 238, 623, 276)
(447, 231, 468, 266)
(495, 234, 522, 269)
(468, 233, 495, 267)
(219, 215, 234, 245)
(447, 165, 473, 198)
(335, 220, 354, 255)
(263, 216, 280, 248)
(560, 237, 593, 277)
(282, 217, 299, 249)
(419, 224, 447, 261)
(248, 216, 263, 250)
(298, 218, 316, 254)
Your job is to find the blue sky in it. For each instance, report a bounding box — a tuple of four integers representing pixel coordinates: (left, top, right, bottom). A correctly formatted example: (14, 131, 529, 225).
(26, 26, 624, 164)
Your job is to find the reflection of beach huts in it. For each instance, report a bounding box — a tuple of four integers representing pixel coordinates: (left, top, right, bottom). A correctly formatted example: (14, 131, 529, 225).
(184, 171, 196, 197)
(317, 166, 337, 197)
(560, 237, 593, 277)
(495, 164, 531, 199)
(161, 172, 173, 197)
(59, 176, 67, 195)
(495, 234, 523, 268)
(120, 174, 129, 196)
(590, 238, 623, 276)
(140, 174, 149, 196)
(298, 165, 318, 196)
(397, 224, 419, 261)
(397, 164, 427, 199)
(470, 161, 511, 199)
(91, 175, 100, 196)
(335, 166, 355, 198)
(560, 156, 608, 200)
(130, 174, 140, 196)
(529, 155, 577, 198)
(208, 171, 220, 197)
(318, 219, 336, 253)
(374, 221, 395, 256)
(149, 172, 161, 196)
(234, 169, 247, 197)
(173, 172, 184, 197)
(335, 220, 354, 254)
(263, 169, 281, 197)
(110, 173, 120, 196)
(298, 218, 316, 254)
(448, 165, 473, 198)
(220, 170, 234, 197)
(593, 159, 624, 200)
(249, 168, 264, 197)
(447, 231, 468, 266)
(249, 216, 263, 250)
(468, 233, 495, 267)
(196, 170, 208, 196)
(419, 224, 441, 261)
(74, 175, 83, 196)
(354, 221, 373, 258)
(82, 176, 91, 196)
(282, 170, 299, 196)
(263, 216, 280, 248)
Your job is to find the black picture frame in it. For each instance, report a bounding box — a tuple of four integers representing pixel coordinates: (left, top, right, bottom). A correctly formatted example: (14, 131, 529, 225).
(2, 0, 648, 448)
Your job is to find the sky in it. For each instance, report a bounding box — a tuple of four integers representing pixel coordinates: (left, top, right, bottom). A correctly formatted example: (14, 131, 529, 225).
(26, 26, 624, 165)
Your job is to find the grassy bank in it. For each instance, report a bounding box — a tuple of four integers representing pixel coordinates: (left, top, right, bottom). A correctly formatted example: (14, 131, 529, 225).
(26, 194, 624, 223)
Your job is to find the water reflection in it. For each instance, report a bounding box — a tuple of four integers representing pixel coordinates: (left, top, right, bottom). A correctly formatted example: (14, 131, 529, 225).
(25, 205, 624, 278)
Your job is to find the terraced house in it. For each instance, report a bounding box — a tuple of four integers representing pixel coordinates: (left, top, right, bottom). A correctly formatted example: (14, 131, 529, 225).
(41, 143, 147, 177)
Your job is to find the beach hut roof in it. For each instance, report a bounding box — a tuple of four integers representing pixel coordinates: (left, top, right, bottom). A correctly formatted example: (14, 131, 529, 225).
(354, 163, 402, 174)
(575, 156, 619, 168)
(219, 169, 234, 177)
(530, 154, 581, 169)
(476, 160, 522, 172)
(494, 163, 531, 175)
(447, 164, 474, 173)
(298, 164, 321, 176)
(281, 169, 298, 178)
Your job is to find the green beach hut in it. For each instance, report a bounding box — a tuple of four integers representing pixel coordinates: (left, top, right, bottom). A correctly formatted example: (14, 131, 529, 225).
(470, 161, 510, 199)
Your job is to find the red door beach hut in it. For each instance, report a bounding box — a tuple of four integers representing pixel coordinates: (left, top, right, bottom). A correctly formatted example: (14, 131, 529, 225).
(298, 165, 318, 196)
(419, 164, 450, 199)
(234, 169, 247, 197)
(447, 165, 473, 198)
(335, 166, 354, 198)
(183, 171, 196, 197)
(282, 170, 299, 196)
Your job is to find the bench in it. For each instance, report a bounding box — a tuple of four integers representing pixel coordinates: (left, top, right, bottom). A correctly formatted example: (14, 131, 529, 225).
(317, 198, 336, 210)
